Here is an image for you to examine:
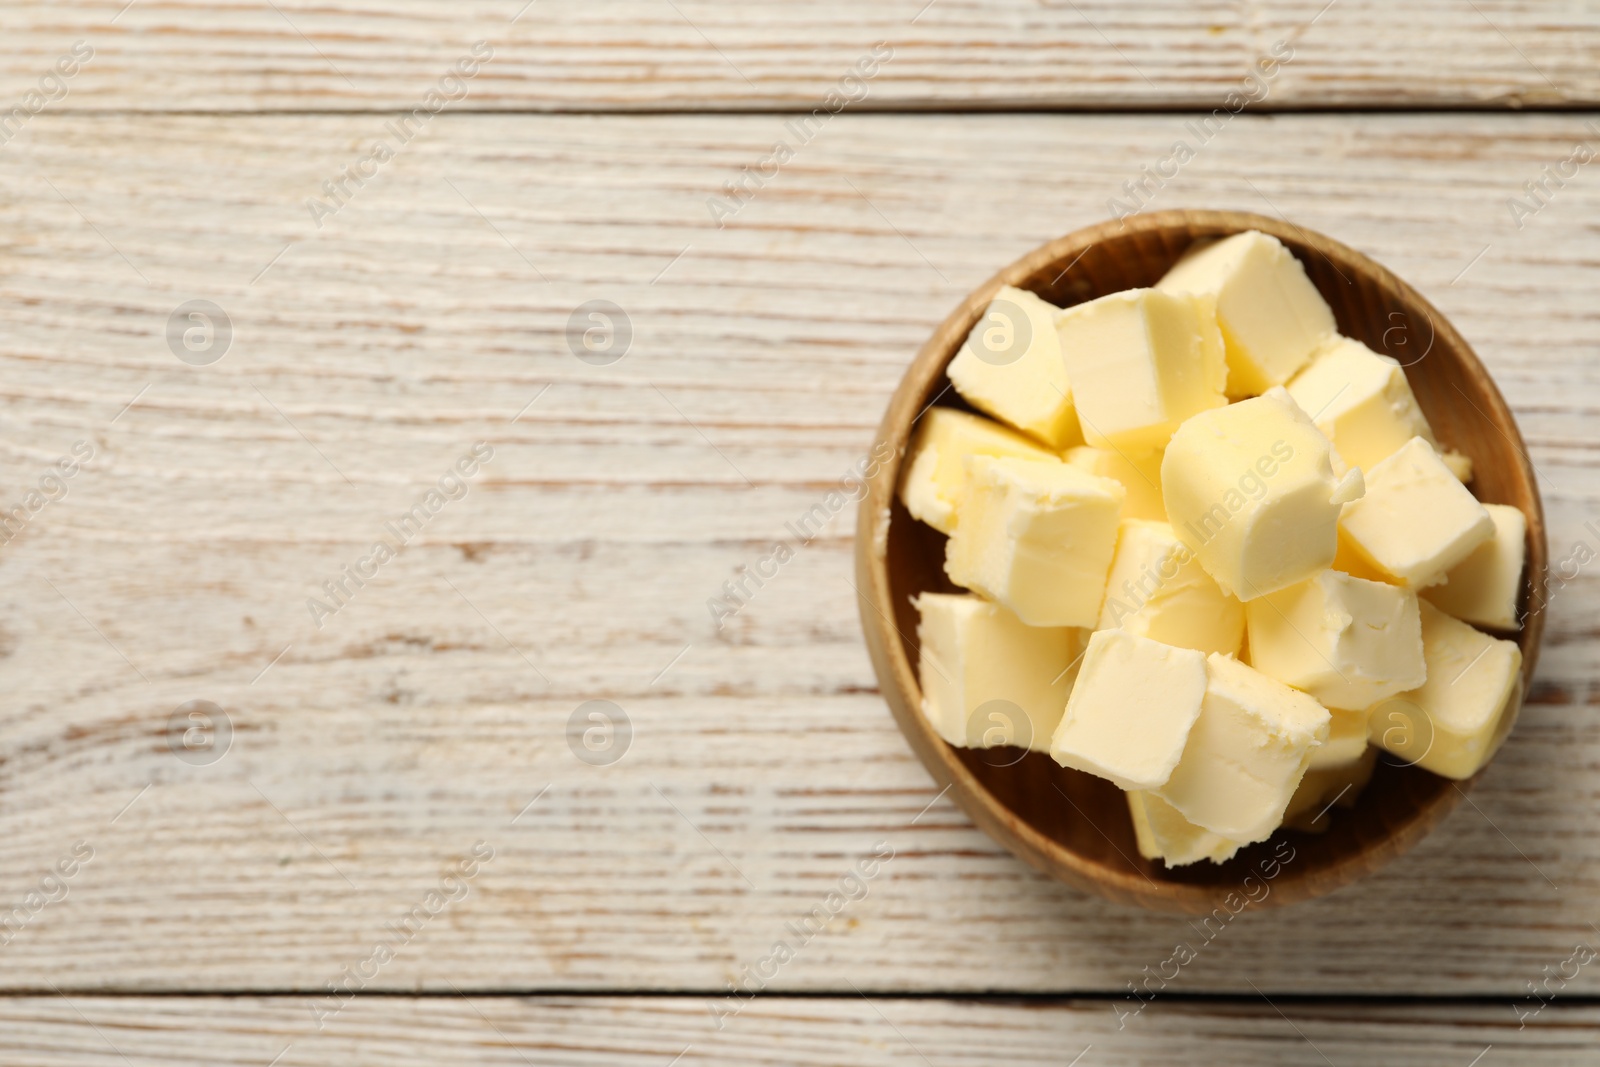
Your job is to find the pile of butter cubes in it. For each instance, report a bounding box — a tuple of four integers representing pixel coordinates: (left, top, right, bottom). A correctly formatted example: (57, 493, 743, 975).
(901, 231, 1526, 868)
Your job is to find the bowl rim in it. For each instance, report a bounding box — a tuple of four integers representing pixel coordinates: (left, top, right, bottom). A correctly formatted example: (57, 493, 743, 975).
(853, 207, 1548, 913)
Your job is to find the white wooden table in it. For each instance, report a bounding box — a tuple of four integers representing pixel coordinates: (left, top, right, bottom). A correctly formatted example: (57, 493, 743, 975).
(1, 3, 1598, 1063)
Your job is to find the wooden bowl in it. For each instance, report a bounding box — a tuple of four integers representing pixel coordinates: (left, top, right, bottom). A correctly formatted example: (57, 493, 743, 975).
(854, 209, 1546, 913)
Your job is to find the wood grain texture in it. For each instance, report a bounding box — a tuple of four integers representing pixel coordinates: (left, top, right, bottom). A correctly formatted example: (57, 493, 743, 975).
(0, 0, 1597, 112)
(2, 996, 1597, 1065)
(0, 112, 1598, 995)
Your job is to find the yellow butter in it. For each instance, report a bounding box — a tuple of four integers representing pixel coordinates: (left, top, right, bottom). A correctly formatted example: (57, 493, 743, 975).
(1063, 444, 1167, 521)
(1050, 629, 1208, 791)
(1096, 518, 1244, 656)
(1162, 387, 1364, 601)
(1157, 653, 1331, 843)
(1331, 529, 1390, 583)
(1282, 747, 1377, 833)
(1338, 436, 1494, 589)
(1156, 230, 1336, 397)
(1442, 450, 1474, 483)
(914, 592, 1083, 753)
(948, 285, 1083, 448)
(1245, 569, 1426, 712)
(1285, 335, 1436, 474)
(1368, 601, 1523, 780)
(1311, 706, 1373, 770)
(944, 456, 1124, 627)
(1053, 288, 1227, 451)
(1126, 789, 1243, 868)
(1422, 502, 1526, 630)
(898, 407, 1057, 535)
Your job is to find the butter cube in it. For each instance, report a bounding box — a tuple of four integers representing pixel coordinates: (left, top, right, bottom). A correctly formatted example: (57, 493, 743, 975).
(1245, 570, 1426, 711)
(1050, 629, 1207, 791)
(947, 286, 1083, 448)
(914, 593, 1082, 753)
(1162, 387, 1364, 601)
(1126, 790, 1242, 868)
(1053, 288, 1227, 451)
(1096, 519, 1244, 656)
(1442, 450, 1474, 483)
(1368, 601, 1523, 779)
(1339, 437, 1494, 588)
(1285, 336, 1436, 473)
(1282, 747, 1377, 832)
(1064, 445, 1167, 521)
(1157, 230, 1336, 396)
(1331, 531, 1390, 583)
(1311, 706, 1373, 770)
(945, 456, 1123, 627)
(1422, 503, 1527, 630)
(898, 407, 1057, 534)
(1158, 653, 1331, 842)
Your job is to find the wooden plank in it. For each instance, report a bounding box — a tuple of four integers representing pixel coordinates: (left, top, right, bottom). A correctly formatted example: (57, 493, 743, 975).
(0, 1, 1596, 113)
(0, 112, 1598, 995)
(1, 996, 1596, 1065)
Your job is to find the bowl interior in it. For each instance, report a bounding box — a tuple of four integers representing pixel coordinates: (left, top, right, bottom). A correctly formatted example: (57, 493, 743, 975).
(864, 209, 1546, 912)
